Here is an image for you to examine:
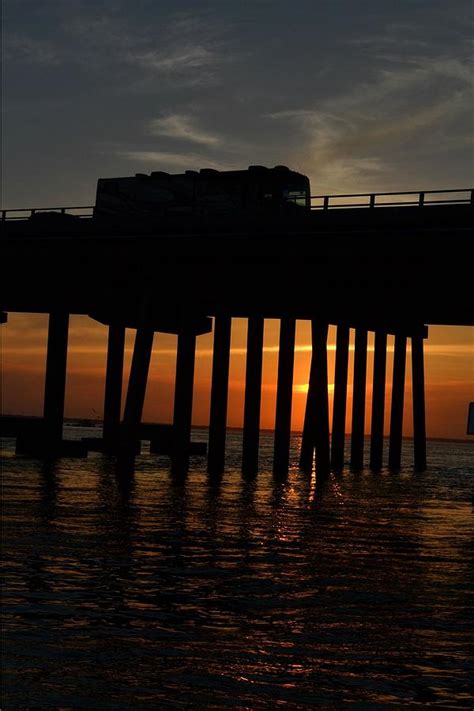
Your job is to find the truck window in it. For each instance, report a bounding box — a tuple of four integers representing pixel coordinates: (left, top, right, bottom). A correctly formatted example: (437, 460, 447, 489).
(284, 190, 308, 207)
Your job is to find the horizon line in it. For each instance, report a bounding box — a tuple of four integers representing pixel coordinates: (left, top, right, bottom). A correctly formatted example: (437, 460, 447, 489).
(2, 414, 471, 443)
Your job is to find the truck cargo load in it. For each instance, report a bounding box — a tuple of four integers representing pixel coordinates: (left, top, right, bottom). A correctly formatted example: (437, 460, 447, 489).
(94, 165, 310, 219)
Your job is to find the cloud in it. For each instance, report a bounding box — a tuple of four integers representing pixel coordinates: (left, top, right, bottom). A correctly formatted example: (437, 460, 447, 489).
(347, 22, 432, 52)
(131, 46, 215, 73)
(3, 33, 62, 65)
(118, 10, 233, 87)
(4, 6, 229, 88)
(268, 109, 387, 190)
(117, 150, 237, 172)
(267, 50, 473, 193)
(148, 115, 221, 146)
(125, 46, 221, 87)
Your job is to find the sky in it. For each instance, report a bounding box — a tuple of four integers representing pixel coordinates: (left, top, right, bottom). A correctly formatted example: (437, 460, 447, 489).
(1, 0, 473, 438)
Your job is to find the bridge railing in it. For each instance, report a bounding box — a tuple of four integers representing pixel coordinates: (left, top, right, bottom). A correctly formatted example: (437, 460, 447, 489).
(1, 206, 95, 221)
(2, 188, 473, 221)
(309, 188, 474, 210)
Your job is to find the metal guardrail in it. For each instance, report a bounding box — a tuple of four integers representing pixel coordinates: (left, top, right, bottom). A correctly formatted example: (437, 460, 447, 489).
(2, 189, 473, 220)
(309, 188, 474, 210)
(1, 206, 94, 221)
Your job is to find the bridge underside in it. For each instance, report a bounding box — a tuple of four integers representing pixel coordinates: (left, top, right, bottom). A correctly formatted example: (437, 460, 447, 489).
(2, 204, 473, 327)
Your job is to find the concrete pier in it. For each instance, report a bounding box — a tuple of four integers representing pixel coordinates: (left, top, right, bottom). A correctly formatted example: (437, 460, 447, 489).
(411, 330, 427, 471)
(242, 316, 264, 477)
(350, 328, 368, 470)
(121, 327, 154, 454)
(273, 317, 296, 477)
(171, 328, 197, 475)
(369, 330, 388, 470)
(43, 311, 70, 448)
(331, 324, 350, 471)
(388, 334, 407, 470)
(103, 324, 125, 452)
(207, 315, 232, 476)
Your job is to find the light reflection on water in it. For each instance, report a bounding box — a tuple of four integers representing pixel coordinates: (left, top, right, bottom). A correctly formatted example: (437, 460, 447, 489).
(1, 430, 473, 709)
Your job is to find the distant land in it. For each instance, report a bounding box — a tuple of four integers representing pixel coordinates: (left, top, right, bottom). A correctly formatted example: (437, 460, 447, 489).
(1, 415, 472, 444)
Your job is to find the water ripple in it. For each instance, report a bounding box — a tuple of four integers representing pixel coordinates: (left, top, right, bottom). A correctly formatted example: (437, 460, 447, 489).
(1, 432, 473, 708)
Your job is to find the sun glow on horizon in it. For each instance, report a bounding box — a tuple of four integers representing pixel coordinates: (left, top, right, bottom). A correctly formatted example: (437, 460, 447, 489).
(295, 383, 335, 394)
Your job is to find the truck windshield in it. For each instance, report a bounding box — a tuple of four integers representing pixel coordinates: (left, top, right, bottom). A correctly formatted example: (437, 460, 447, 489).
(284, 189, 308, 207)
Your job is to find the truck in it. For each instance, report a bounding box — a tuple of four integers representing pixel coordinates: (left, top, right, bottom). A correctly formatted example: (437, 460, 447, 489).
(93, 165, 311, 219)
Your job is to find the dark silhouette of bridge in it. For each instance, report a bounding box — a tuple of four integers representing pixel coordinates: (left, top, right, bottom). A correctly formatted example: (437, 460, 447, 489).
(1, 188, 473, 477)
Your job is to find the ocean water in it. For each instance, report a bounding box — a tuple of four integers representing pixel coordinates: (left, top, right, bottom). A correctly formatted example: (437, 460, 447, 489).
(1, 429, 473, 709)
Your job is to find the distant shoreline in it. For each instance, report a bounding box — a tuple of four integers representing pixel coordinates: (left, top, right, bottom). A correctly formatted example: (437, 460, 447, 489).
(1, 414, 472, 444)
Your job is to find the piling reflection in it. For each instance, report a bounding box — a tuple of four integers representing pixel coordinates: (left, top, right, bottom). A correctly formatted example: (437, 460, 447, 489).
(38, 461, 60, 523)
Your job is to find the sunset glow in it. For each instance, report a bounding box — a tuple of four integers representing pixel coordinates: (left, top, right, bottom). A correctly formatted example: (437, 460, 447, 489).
(1, 314, 472, 439)
(295, 384, 335, 394)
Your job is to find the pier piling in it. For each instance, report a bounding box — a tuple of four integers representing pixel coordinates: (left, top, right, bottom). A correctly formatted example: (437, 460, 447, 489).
(369, 330, 388, 470)
(331, 324, 350, 471)
(388, 334, 407, 470)
(299, 321, 330, 473)
(313, 322, 330, 473)
(43, 311, 70, 448)
(242, 316, 264, 477)
(103, 324, 125, 452)
(350, 328, 368, 470)
(171, 327, 197, 475)
(207, 315, 232, 476)
(121, 327, 154, 455)
(300, 354, 317, 472)
(273, 317, 296, 477)
(411, 328, 427, 471)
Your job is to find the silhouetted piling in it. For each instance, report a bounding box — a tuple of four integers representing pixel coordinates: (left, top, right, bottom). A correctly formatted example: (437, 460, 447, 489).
(299, 321, 330, 473)
(207, 315, 232, 476)
(172, 328, 197, 475)
(313, 322, 330, 473)
(300, 353, 317, 472)
(411, 329, 427, 471)
(121, 327, 154, 455)
(331, 324, 350, 470)
(0, 311, 7, 324)
(350, 328, 368, 470)
(43, 311, 69, 448)
(369, 330, 388, 470)
(103, 324, 125, 452)
(388, 334, 407, 470)
(242, 316, 264, 477)
(273, 317, 296, 477)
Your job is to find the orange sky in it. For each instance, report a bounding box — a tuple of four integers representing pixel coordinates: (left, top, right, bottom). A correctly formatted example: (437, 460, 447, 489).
(1, 314, 473, 440)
